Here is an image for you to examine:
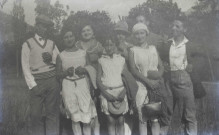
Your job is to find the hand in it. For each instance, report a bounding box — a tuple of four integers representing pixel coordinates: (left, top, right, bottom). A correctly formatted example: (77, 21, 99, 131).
(75, 66, 87, 76)
(147, 80, 160, 90)
(30, 85, 40, 96)
(107, 95, 117, 102)
(186, 64, 193, 73)
(163, 62, 170, 72)
(129, 108, 134, 115)
(147, 70, 161, 80)
(117, 89, 126, 102)
(67, 67, 74, 77)
(42, 52, 52, 64)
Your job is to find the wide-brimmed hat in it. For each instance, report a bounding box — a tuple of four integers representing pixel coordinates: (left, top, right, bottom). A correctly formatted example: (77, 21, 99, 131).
(114, 21, 130, 35)
(35, 14, 54, 26)
(108, 100, 126, 115)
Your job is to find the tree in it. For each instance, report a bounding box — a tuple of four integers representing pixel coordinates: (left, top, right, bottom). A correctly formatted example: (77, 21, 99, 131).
(187, 0, 219, 80)
(35, 0, 68, 33)
(127, 0, 182, 36)
(61, 10, 114, 48)
(11, 0, 27, 77)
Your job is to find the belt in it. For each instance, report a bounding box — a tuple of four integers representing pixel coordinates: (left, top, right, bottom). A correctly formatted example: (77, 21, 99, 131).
(64, 76, 85, 86)
(109, 85, 124, 90)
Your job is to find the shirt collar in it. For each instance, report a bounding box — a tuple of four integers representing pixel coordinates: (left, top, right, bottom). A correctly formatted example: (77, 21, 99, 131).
(169, 36, 188, 48)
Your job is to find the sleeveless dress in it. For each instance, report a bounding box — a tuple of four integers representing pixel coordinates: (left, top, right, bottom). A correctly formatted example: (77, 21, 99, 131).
(60, 49, 97, 123)
(130, 44, 171, 125)
(98, 54, 129, 115)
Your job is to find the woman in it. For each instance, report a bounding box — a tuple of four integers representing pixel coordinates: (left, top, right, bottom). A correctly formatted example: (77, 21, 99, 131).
(76, 24, 104, 135)
(56, 30, 97, 135)
(129, 23, 172, 135)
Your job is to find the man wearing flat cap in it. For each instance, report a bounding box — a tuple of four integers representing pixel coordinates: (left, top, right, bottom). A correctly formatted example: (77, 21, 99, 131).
(21, 14, 60, 135)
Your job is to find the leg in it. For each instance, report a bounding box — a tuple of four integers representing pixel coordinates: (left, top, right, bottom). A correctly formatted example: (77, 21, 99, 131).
(107, 115, 116, 135)
(183, 89, 197, 135)
(28, 85, 44, 135)
(72, 121, 82, 135)
(138, 107, 147, 135)
(124, 114, 133, 135)
(92, 117, 100, 135)
(117, 115, 124, 135)
(44, 77, 60, 135)
(83, 122, 91, 135)
(151, 119, 160, 135)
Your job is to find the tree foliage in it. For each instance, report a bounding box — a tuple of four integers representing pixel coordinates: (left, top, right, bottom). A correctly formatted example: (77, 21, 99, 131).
(62, 10, 114, 44)
(35, 0, 68, 32)
(127, 0, 182, 36)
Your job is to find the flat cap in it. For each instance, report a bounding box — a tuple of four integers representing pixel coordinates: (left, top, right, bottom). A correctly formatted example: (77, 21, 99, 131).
(35, 14, 54, 26)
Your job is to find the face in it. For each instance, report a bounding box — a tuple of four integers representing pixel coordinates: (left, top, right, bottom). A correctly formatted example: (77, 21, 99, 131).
(63, 31, 75, 48)
(35, 23, 48, 38)
(81, 25, 94, 41)
(134, 29, 147, 45)
(116, 31, 126, 43)
(171, 20, 186, 38)
(136, 15, 146, 24)
(104, 40, 117, 56)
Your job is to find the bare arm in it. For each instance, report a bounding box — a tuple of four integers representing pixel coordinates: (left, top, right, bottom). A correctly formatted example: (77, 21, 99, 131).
(128, 49, 150, 85)
(56, 55, 68, 80)
(96, 62, 116, 102)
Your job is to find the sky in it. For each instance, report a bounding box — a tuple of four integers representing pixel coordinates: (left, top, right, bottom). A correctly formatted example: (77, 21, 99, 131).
(0, 0, 198, 25)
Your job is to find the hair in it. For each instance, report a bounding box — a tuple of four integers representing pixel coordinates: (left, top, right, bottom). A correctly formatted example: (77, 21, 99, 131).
(173, 15, 188, 28)
(78, 23, 96, 40)
(60, 28, 76, 38)
(102, 36, 116, 47)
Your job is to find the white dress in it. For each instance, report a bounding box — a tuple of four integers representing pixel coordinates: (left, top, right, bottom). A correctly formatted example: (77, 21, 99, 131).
(98, 54, 129, 115)
(130, 44, 159, 108)
(60, 49, 97, 123)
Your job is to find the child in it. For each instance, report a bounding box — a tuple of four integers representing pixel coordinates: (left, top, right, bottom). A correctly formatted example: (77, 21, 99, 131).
(97, 38, 129, 135)
(56, 30, 97, 135)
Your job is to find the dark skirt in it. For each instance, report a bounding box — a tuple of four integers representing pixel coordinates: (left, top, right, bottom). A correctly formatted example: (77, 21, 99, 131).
(147, 79, 173, 127)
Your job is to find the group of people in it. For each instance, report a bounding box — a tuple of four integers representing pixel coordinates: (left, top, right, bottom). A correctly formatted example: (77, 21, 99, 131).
(21, 14, 203, 135)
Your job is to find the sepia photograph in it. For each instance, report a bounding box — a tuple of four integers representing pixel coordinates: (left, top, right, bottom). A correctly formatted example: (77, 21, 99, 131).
(0, 0, 219, 135)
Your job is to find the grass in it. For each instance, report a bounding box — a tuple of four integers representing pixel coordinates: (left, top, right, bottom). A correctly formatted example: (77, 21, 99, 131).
(0, 72, 219, 135)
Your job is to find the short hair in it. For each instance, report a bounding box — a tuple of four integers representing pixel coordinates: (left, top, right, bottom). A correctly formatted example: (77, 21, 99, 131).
(60, 28, 76, 39)
(173, 15, 188, 28)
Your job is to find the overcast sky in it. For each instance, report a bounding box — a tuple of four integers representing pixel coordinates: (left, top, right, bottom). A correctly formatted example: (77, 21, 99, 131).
(0, 0, 198, 25)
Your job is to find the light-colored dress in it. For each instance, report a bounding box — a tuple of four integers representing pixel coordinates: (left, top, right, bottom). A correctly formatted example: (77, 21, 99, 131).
(130, 44, 159, 108)
(98, 54, 129, 115)
(60, 49, 97, 123)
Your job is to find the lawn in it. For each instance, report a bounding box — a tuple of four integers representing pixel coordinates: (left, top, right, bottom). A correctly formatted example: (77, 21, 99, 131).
(0, 72, 219, 135)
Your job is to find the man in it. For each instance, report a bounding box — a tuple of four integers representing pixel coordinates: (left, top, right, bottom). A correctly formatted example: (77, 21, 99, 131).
(158, 18, 201, 135)
(21, 15, 60, 135)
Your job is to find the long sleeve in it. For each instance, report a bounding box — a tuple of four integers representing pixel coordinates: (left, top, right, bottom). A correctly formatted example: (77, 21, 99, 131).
(52, 45, 60, 64)
(21, 42, 37, 90)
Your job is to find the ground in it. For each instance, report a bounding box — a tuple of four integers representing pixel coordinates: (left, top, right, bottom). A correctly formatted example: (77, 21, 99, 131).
(0, 70, 219, 135)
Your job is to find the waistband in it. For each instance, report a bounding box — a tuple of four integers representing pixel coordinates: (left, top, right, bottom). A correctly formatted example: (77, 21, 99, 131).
(64, 76, 85, 82)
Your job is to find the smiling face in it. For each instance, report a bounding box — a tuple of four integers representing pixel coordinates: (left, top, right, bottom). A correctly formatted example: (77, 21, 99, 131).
(81, 25, 94, 41)
(171, 20, 186, 38)
(63, 31, 76, 49)
(134, 29, 148, 45)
